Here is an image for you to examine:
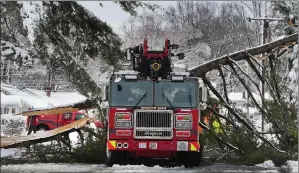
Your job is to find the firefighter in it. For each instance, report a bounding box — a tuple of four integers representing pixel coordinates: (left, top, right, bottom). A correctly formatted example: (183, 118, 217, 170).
(212, 118, 222, 134)
(198, 114, 210, 135)
(27, 107, 37, 135)
(27, 115, 37, 135)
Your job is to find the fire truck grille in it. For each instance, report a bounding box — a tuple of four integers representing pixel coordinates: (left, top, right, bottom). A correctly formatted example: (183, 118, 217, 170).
(134, 110, 173, 139)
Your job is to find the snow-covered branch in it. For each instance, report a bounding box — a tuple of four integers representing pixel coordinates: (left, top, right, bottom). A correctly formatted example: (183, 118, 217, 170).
(1, 40, 33, 69)
(190, 33, 298, 76)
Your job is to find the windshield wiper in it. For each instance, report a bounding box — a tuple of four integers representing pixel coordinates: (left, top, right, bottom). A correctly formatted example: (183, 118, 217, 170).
(188, 87, 193, 106)
(133, 93, 147, 109)
(162, 92, 174, 110)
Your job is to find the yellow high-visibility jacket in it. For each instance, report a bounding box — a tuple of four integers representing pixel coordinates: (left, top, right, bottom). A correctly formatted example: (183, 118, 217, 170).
(212, 120, 223, 133)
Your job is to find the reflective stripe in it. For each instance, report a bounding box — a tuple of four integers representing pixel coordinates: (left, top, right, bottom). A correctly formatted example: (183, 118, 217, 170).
(190, 142, 200, 151)
(107, 140, 116, 150)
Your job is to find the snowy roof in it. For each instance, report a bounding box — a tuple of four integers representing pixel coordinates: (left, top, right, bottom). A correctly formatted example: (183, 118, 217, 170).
(22, 88, 87, 107)
(1, 84, 32, 97)
(21, 97, 54, 109)
(1, 85, 87, 109)
(1, 93, 23, 107)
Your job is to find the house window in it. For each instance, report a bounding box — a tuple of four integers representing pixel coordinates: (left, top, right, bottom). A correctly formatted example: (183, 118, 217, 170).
(12, 108, 16, 114)
(4, 107, 9, 114)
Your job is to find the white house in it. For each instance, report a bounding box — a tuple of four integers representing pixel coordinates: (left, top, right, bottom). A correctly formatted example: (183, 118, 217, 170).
(1, 92, 23, 114)
(1, 84, 87, 114)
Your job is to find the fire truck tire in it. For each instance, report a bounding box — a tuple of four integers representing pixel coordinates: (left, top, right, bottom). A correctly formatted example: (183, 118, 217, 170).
(37, 125, 49, 131)
(106, 150, 125, 167)
(181, 151, 202, 168)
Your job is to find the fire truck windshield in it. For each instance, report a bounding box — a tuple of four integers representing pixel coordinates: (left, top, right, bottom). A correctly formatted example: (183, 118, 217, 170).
(154, 81, 197, 108)
(110, 78, 197, 108)
(110, 79, 153, 107)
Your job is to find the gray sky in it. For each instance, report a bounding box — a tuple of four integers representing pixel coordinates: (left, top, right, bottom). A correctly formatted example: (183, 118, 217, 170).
(77, 1, 176, 35)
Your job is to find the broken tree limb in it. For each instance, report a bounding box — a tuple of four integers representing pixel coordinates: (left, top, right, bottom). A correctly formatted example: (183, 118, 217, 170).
(199, 122, 245, 155)
(227, 62, 282, 134)
(245, 51, 264, 68)
(227, 58, 287, 139)
(189, 33, 298, 77)
(1, 117, 94, 148)
(202, 75, 286, 153)
(244, 56, 282, 108)
(202, 75, 255, 132)
(217, 66, 230, 103)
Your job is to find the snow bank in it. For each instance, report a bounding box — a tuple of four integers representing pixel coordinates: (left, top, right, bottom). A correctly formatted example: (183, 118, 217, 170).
(1, 148, 23, 158)
(286, 160, 298, 173)
(1, 114, 27, 137)
(69, 131, 81, 148)
(255, 160, 275, 168)
(256, 160, 298, 173)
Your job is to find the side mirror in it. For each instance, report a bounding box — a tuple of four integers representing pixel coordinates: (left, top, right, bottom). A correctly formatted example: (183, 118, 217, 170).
(101, 85, 108, 101)
(126, 49, 131, 61)
(177, 53, 185, 60)
(170, 44, 179, 49)
(200, 86, 208, 102)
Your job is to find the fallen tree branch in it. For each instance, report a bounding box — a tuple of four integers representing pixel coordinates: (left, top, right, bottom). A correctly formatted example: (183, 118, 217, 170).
(227, 62, 282, 134)
(189, 33, 298, 76)
(217, 66, 230, 103)
(199, 122, 245, 154)
(245, 51, 264, 68)
(202, 75, 286, 153)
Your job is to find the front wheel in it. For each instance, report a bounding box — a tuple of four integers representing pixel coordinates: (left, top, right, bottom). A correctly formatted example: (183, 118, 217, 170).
(179, 151, 202, 168)
(106, 148, 126, 167)
(37, 125, 49, 131)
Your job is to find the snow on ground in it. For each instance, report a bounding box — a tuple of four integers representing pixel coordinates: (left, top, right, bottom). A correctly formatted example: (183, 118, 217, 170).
(255, 160, 275, 168)
(1, 148, 23, 158)
(69, 131, 81, 148)
(286, 160, 298, 173)
(0, 163, 280, 172)
(256, 160, 298, 173)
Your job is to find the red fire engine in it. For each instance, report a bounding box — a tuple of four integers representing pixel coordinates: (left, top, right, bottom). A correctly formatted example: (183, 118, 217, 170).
(101, 39, 208, 167)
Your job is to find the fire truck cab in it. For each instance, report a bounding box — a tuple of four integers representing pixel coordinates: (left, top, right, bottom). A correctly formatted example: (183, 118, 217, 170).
(101, 39, 208, 167)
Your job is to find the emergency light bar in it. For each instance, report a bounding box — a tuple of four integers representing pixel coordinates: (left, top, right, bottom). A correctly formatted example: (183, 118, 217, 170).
(125, 74, 137, 80)
(170, 72, 190, 76)
(171, 76, 184, 81)
(114, 71, 139, 75)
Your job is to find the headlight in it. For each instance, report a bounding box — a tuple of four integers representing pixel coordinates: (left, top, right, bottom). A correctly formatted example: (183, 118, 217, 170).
(115, 112, 132, 128)
(176, 114, 191, 121)
(175, 114, 192, 129)
(116, 121, 131, 127)
(116, 113, 131, 121)
(176, 122, 191, 128)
